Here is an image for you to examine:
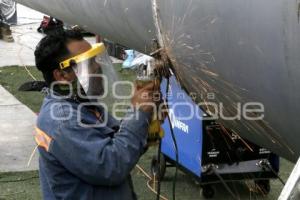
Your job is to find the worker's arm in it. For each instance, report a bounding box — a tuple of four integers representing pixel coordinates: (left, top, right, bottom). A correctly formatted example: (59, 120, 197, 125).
(49, 107, 151, 186)
(48, 82, 158, 186)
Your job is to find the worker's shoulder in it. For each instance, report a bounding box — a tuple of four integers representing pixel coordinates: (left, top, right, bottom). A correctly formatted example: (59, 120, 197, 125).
(37, 95, 79, 137)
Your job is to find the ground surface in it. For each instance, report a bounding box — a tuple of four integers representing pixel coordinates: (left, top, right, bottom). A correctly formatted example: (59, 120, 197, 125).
(0, 84, 38, 173)
(0, 65, 295, 200)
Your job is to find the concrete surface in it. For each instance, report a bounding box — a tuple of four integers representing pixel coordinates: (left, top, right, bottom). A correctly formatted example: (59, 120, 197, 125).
(0, 4, 98, 67)
(0, 5, 43, 67)
(0, 85, 38, 172)
(0, 5, 43, 172)
(0, 24, 43, 67)
(16, 4, 44, 25)
(0, 23, 102, 67)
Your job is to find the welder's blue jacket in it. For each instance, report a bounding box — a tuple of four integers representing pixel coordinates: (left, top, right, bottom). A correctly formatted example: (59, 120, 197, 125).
(35, 93, 151, 200)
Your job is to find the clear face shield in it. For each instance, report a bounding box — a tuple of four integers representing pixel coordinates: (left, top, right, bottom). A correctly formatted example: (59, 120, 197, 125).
(59, 43, 113, 100)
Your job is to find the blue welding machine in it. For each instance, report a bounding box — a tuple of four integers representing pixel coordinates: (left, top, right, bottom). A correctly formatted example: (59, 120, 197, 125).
(152, 75, 280, 198)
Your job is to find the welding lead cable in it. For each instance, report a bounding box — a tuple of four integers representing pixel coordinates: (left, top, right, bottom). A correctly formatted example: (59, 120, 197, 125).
(156, 139, 162, 200)
(211, 166, 239, 200)
(263, 161, 285, 186)
(165, 77, 179, 200)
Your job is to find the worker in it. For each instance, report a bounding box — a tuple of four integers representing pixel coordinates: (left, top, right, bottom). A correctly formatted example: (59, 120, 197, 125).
(34, 29, 159, 200)
(0, 6, 14, 42)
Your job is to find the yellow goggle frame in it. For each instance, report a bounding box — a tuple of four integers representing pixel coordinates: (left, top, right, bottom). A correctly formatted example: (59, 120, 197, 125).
(59, 43, 106, 70)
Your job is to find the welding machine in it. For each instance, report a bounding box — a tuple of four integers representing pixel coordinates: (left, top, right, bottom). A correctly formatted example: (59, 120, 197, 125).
(150, 75, 280, 199)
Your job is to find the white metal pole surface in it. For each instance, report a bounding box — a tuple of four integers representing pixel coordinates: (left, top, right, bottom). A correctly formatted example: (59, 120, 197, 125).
(279, 158, 300, 200)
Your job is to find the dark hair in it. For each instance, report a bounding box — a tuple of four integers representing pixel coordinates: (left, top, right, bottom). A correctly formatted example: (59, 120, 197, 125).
(34, 29, 84, 85)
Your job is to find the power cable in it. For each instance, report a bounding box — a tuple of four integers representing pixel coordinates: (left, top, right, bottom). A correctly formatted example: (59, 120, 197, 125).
(258, 160, 285, 186)
(156, 140, 162, 200)
(209, 165, 239, 200)
(154, 75, 178, 200)
(164, 77, 179, 200)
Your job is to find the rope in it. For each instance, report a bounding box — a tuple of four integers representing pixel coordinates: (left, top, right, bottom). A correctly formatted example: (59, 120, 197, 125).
(13, 27, 38, 81)
(135, 164, 169, 200)
(27, 145, 38, 167)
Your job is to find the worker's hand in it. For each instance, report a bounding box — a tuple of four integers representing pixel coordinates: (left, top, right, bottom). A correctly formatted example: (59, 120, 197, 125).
(131, 81, 160, 113)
